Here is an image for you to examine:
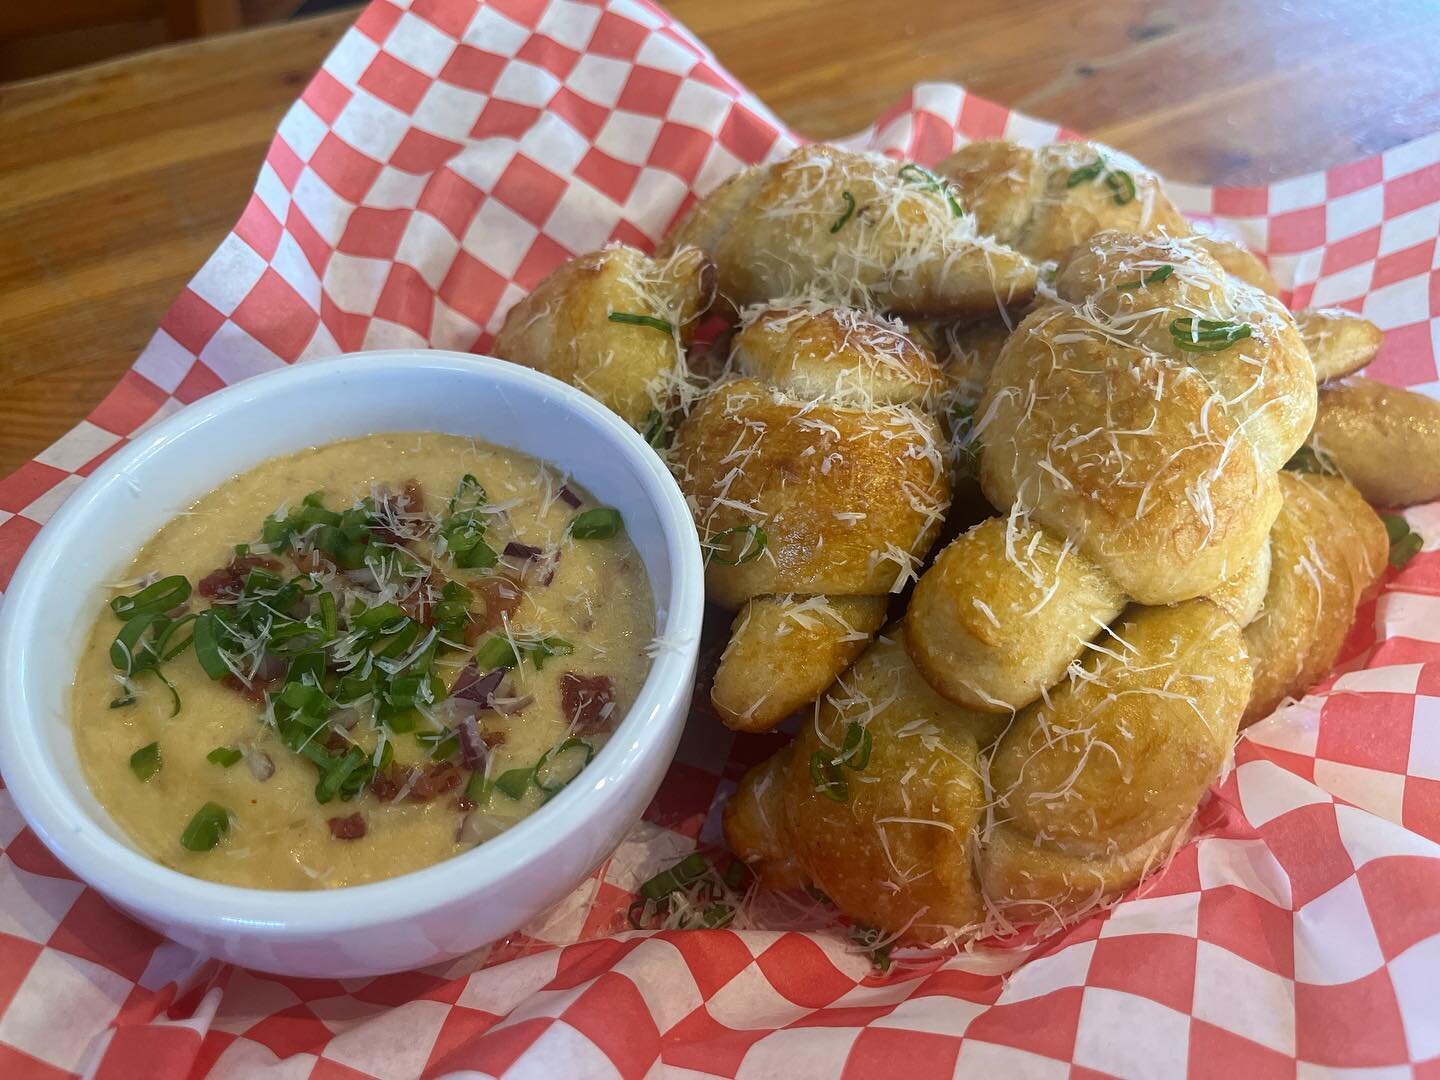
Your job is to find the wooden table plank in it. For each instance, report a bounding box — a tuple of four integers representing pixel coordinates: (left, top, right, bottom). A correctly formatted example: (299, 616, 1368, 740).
(0, 10, 354, 473)
(2, 0, 1438, 476)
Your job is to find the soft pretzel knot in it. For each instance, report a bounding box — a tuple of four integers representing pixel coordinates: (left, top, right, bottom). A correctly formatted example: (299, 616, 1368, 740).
(673, 306, 952, 730)
(724, 233, 1330, 943)
(987, 231, 1316, 598)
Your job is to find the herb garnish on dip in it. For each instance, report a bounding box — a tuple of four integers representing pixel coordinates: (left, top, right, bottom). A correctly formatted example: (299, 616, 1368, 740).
(71, 433, 654, 888)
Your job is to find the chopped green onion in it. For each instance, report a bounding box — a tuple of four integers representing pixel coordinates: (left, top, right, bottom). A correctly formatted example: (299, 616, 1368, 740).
(206, 746, 242, 768)
(704, 524, 767, 566)
(534, 737, 594, 795)
(839, 723, 873, 770)
(315, 747, 366, 804)
(318, 592, 338, 639)
(809, 750, 848, 802)
(850, 923, 893, 972)
(641, 409, 669, 450)
(641, 852, 710, 901)
(464, 769, 488, 802)
(1067, 158, 1106, 187)
(897, 163, 963, 216)
(180, 802, 230, 852)
(473, 635, 520, 671)
(830, 190, 856, 233)
(1381, 513, 1424, 570)
(528, 635, 573, 671)
(608, 311, 674, 335)
(1169, 317, 1253, 352)
(129, 742, 161, 781)
(1285, 444, 1336, 474)
(494, 767, 533, 800)
(1105, 169, 1136, 205)
(1117, 264, 1174, 291)
(109, 611, 165, 676)
(111, 575, 191, 621)
(569, 507, 623, 540)
(190, 611, 232, 680)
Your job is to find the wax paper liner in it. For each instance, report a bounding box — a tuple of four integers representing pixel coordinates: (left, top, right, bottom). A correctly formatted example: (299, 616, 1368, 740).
(1, 0, 1439, 1076)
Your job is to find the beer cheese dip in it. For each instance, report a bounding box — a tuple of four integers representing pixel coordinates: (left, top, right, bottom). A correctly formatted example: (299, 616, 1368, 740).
(70, 432, 655, 890)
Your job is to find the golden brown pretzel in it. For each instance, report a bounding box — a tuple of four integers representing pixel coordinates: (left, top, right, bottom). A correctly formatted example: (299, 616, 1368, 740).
(727, 602, 1248, 942)
(979, 232, 1313, 604)
(674, 306, 951, 730)
(1307, 378, 1440, 507)
(1244, 471, 1389, 724)
(493, 244, 714, 430)
(662, 144, 1037, 318)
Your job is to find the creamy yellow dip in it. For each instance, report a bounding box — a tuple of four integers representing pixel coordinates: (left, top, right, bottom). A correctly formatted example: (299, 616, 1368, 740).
(71, 432, 654, 889)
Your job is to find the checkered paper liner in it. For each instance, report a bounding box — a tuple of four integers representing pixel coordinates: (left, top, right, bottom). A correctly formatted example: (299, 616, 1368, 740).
(2, 0, 1440, 1075)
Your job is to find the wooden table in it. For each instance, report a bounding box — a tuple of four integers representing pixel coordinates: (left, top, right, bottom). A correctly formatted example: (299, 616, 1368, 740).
(3, 0, 1438, 475)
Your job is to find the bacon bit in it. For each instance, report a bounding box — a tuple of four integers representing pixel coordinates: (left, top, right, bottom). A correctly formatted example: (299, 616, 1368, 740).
(292, 547, 335, 575)
(482, 727, 507, 750)
(474, 574, 524, 632)
(373, 480, 433, 545)
(371, 763, 463, 803)
(561, 673, 617, 735)
(504, 541, 543, 561)
(197, 554, 280, 600)
(328, 813, 367, 840)
(369, 770, 400, 802)
(411, 763, 463, 800)
(323, 731, 350, 754)
(456, 796, 475, 812)
(557, 485, 582, 508)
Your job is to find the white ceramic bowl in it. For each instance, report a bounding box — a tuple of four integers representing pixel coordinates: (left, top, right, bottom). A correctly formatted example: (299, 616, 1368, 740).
(0, 351, 704, 978)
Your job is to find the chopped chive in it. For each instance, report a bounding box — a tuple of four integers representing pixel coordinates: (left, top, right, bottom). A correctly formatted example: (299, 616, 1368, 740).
(1105, 169, 1137, 205)
(1169, 317, 1253, 352)
(641, 409, 669, 450)
(1381, 513, 1424, 570)
(809, 750, 848, 802)
(473, 635, 520, 671)
(1117, 264, 1174, 290)
(528, 635, 573, 671)
(110, 575, 191, 621)
(839, 722, 873, 770)
(1285, 444, 1335, 474)
(206, 746, 242, 768)
(608, 311, 674, 335)
(494, 767, 533, 800)
(190, 611, 232, 681)
(850, 923, 893, 972)
(129, 742, 162, 782)
(569, 507, 623, 540)
(315, 747, 366, 804)
(897, 163, 963, 216)
(464, 769, 489, 802)
(640, 852, 710, 901)
(180, 802, 230, 852)
(318, 592, 337, 639)
(830, 190, 856, 233)
(704, 524, 767, 566)
(534, 737, 594, 795)
(1067, 158, 1106, 187)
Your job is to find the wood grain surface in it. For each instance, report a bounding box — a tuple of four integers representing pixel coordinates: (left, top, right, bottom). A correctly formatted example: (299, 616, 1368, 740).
(2, 0, 1438, 475)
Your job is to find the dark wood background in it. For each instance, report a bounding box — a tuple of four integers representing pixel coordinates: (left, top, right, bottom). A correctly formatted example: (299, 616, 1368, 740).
(2, 0, 1437, 474)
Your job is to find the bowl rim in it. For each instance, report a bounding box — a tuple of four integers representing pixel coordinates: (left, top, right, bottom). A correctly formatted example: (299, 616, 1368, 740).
(0, 350, 704, 936)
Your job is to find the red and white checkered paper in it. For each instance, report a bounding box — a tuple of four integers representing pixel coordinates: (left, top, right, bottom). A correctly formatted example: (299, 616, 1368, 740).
(2, 0, 1440, 1075)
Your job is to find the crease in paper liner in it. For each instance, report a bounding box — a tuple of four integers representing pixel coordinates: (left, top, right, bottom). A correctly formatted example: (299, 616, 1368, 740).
(1, 0, 1439, 1076)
